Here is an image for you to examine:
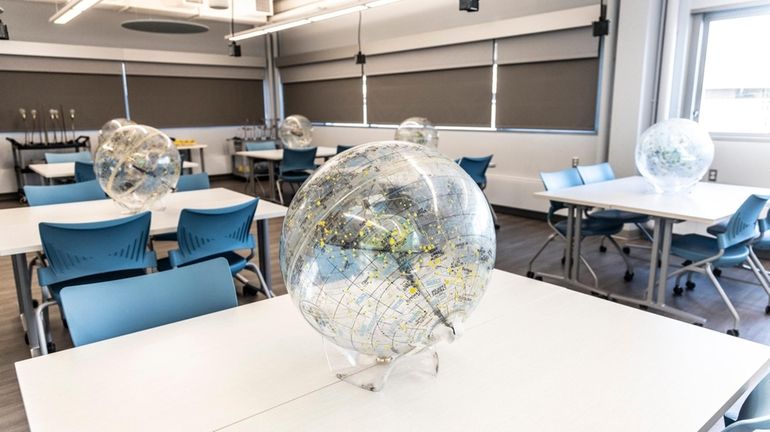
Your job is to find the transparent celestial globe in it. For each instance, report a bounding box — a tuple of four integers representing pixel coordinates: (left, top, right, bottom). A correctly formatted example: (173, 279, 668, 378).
(97, 118, 136, 148)
(94, 124, 181, 213)
(280, 141, 496, 361)
(278, 115, 314, 149)
(394, 117, 439, 148)
(635, 118, 715, 194)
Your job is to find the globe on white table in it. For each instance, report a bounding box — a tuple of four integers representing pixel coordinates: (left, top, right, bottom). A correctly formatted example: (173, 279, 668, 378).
(635, 118, 715, 194)
(94, 124, 181, 213)
(394, 117, 439, 148)
(97, 118, 136, 148)
(280, 140, 496, 391)
(278, 115, 314, 149)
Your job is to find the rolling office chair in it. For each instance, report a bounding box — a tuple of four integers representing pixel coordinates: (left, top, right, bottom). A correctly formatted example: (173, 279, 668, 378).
(74, 161, 96, 183)
(526, 168, 633, 288)
(722, 373, 770, 431)
(161, 199, 273, 298)
(60, 258, 237, 347)
(277, 147, 317, 205)
(458, 156, 499, 230)
(666, 194, 770, 336)
(24, 180, 104, 206)
(244, 141, 278, 196)
(151, 173, 211, 246)
(576, 163, 653, 253)
(35, 212, 157, 354)
(44, 151, 92, 164)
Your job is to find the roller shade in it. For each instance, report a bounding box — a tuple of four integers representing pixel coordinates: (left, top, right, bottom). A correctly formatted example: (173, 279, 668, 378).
(280, 59, 362, 83)
(495, 58, 599, 131)
(497, 26, 598, 65)
(366, 41, 493, 76)
(283, 77, 363, 124)
(367, 67, 492, 126)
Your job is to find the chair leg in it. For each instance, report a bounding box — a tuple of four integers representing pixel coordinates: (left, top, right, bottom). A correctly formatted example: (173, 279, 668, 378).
(526, 234, 557, 277)
(704, 264, 740, 336)
(747, 249, 770, 314)
(245, 262, 274, 298)
(35, 300, 57, 356)
(605, 235, 634, 280)
(577, 253, 600, 291)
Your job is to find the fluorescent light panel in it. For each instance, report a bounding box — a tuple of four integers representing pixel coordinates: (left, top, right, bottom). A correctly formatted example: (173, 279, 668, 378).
(228, 0, 403, 41)
(51, 0, 102, 24)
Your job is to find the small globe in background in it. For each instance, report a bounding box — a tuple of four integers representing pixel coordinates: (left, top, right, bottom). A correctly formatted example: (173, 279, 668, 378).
(395, 117, 439, 148)
(279, 115, 314, 149)
(635, 118, 715, 194)
(94, 124, 181, 213)
(280, 141, 496, 359)
(97, 118, 136, 148)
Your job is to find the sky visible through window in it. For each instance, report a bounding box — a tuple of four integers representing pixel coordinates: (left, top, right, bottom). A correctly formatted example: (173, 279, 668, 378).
(699, 13, 770, 134)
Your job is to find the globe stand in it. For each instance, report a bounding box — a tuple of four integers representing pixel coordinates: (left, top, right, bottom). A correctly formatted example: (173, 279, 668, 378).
(323, 339, 439, 392)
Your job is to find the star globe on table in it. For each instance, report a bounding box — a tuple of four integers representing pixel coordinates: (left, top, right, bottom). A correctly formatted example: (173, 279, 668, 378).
(278, 115, 314, 149)
(635, 118, 715, 194)
(280, 140, 496, 391)
(394, 117, 439, 148)
(97, 118, 136, 148)
(94, 124, 181, 213)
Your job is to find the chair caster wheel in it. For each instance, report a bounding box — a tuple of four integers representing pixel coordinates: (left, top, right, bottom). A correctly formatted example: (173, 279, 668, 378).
(682, 260, 692, 267)
(713, 268, 722, 278)
(526, 271, 534, 278)
(599, 245, 607, 253)
(535, 276, 543, 281)
(639, 305, 648, 311)
(32, 299, 39, 308)
(243, 283, 260, 297)
(24, 333, 29, 345)
(494, 224, 500, 230)
(685, 281, 696, 290)
(765, 305, 770, 315)
(623, 271, 634, 282)
(693, 322, 704, 327)
(727, 329, 739, 337)
(62, 318, 68, 329)
(673, 286, 684, 296)
(560, 257, 566, 266)
(47, 342, 56, 353)
(622, 246, 630, 255)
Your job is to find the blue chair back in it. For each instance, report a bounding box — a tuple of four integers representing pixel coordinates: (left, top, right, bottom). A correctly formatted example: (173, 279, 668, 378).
(717, 194, 770, 250)
(245, 141, 278, 151)
(169, 199, 259, 268)
(540, 168, 584, 213)
(74, 161, 96, 183)
(45, 151, 92, 164)
(37, 212, 157, 287)
(576, 162, 615, 184)
(458, 156, 493, 188)
(723, 373, 770, 431)
(60, 258, 237, 347)
(176, 173, 210, 192)
(24, 180, 105, 206)
(337, 145, 354, 154)
(280, 147, 317, 175)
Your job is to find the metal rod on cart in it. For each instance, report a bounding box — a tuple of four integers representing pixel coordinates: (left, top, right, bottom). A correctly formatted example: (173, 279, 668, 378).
(30, 109, 39, 144)
(49, 109, 58, 144)
(69, 109, 76, 143)
(18, 109, 28, 145)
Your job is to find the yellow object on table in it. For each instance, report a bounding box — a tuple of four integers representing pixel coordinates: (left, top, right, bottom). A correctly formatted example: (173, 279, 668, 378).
(174, 139, 197, 147)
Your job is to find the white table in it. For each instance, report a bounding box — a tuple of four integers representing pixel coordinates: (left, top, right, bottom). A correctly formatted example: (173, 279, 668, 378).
(16, 269, 770, 431)
(535, 176, 770, 326)
(0, 188, 287, 357)
(29, 161, 200, 184)
(235, 146, 338, 201)
(175, 143, 208, 172)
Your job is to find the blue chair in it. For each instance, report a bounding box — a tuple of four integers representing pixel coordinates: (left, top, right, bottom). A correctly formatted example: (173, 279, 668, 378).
(527, 168, 632, 287)
(244, 141, 278, 196)
(74, 161, 96, 183)
(667, 194, 770, 336)
(35, 212, 157, 354)
(458, 155, 499, 229)
(723, 373, 770, 431)
(277, 147, 317, 205)
(24, 180, 105, 206)
(44, 151, 92, 164)
(60, 258, 237, 347)
(162, 199, 273, 298)
(176, 172, 210, 192)
(337, 145, 354, 154)
(577, 163, 653, 253)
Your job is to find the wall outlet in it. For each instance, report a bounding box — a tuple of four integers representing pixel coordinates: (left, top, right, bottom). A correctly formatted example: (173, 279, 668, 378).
(708, 169, 718, 182)
(571, 157, 579, 168)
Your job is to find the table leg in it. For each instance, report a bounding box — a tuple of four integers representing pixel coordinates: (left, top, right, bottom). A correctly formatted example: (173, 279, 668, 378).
(644, 217, 663, 303)
(199, 148, 206, 173)
(564, 205, 575, 280)
(11, 253, 40, 357)
(571, 206, 583, 282)
(257, 219, 272, 287)
(655, 219, 674, 306)
(268, 161, 277, 202)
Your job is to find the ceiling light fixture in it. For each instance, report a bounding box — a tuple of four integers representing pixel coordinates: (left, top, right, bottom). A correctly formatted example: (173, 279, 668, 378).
(227, 0, 402, 42)
(50, 0, 102, 24)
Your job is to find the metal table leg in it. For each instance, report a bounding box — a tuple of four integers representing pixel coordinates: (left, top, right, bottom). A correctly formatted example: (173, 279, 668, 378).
(268, 161, 277, 202)
(11, 253, 40, 357)
(257, 219, 272, 287)
(198, 148, 206, 173)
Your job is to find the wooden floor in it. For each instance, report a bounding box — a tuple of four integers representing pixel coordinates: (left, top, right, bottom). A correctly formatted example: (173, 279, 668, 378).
(1, 177, 769, 431)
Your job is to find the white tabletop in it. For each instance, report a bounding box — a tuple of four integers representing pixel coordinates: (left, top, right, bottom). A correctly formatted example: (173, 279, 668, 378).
(16, 270, 770, 432)
(236, 146, 338, 161)
(175, 144, 208, 150)
(535, 176, 770, 224)
(0, 188, 286, 256)
(29, 162, 199, 179)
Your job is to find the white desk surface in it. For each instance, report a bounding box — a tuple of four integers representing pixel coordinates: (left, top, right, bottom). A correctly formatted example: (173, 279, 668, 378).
(535, 176, 770, 224)
(29, 161, 199, 179)
(175, 143, 208, 150)
(16, 270, 770, 432)
(235, 145, 338, 161)
(0, 188, 286, 256)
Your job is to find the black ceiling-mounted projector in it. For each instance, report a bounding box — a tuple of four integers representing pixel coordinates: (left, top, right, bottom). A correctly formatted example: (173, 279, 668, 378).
(460, 0, 479, 12)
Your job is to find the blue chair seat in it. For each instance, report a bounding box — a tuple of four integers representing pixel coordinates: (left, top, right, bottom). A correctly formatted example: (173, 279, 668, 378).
(671, 234, 750, 267)
(280, 170, 313, 182)
(159, 251, 248, 275)
(554, 219, 624, 237)
(588, 209, 649, 224)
